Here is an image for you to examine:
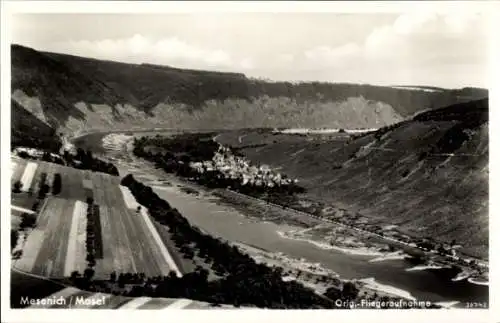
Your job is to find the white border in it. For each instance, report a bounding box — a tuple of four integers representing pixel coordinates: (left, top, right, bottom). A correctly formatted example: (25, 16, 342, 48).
(0, 1, 497, 14)
(1, 1, 499, 323)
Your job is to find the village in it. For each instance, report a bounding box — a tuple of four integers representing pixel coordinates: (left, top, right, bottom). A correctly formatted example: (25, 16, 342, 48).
(188, 145, 298, 188)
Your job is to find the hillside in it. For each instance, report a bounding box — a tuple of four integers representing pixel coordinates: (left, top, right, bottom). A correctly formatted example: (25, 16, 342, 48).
(11, 44, 487, 138)
(11, 99, 62, 152)
(215, 98, 489, 259)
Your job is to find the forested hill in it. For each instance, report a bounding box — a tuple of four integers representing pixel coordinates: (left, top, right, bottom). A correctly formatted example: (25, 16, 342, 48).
(12, 44, 488, 137)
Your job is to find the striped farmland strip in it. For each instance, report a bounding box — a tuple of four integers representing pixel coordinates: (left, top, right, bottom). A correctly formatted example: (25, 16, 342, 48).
(119, 185, 140, 209)
(137, 298, 178, 309)
(137, 206, 181, 277)
(11, 205, 36, 214)
(12, 198, 50, 272)
(164, 298, 193, 309)
(118, 297, 152, 309)
(20, 162, 38, 192)
(11, 158, 26, 184)
(30, 198, 74, 277)
(105, 296, 135, 309)
(64, 200, 88, 276)
(74, 201, 88, 274)
(83, 179, 93, 190)
(11, 160, 18, 174)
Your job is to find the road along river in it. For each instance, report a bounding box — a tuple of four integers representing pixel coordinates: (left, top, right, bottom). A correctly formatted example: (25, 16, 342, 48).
(77, 132, 489, 308)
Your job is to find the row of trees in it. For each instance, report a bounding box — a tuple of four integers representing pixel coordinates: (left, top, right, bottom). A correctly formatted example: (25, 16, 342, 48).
(68, 197, 103, 288)
(69, 148, 120, 176)
(13, 172, 61, 196)
(14, 147, 119, 177)
(37, 172, 50, 199)
(120, 174, 334, 309)
(12, 180, 22, 193)
(85, 197, 103, 268)
(11, 230, 19, 251)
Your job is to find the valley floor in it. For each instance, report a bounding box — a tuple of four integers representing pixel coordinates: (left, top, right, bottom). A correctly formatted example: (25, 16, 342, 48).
(94, 132, 488, 307)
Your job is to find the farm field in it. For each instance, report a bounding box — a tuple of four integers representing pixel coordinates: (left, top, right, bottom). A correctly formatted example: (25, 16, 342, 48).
(11, 193, 38, 211)
(90, 173, 173, 278)
(11, 157, 27, 184)
(152, 220, 198, 275)
(13, 197, 77, 277)
(12, 160, 60, 197)
(11, 157, 176, 280)
(65, 200, 88, 276)
(19, 162, 38, 191)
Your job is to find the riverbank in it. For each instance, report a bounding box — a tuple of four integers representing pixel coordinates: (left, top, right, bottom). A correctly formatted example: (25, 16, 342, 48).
(276, 226, 388, 258)
(232, 241, 443, 308)
(111, 140, 424, 303)
(73, 132, 489, 307)
(113, 161, 461, 307)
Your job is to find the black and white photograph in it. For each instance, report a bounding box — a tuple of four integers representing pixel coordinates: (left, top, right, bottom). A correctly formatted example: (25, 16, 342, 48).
(1, 1, 497, 322)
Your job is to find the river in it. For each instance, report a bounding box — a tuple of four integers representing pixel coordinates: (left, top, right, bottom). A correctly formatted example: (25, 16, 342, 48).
(82, 132, 489, 308)
(150, 185, 487, 307)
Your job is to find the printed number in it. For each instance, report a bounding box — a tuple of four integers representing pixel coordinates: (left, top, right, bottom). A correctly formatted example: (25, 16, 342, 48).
(465, 302, 488, 308)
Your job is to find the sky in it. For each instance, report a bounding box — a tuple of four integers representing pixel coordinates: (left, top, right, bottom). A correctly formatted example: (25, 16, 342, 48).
(11, 12, 491, 89)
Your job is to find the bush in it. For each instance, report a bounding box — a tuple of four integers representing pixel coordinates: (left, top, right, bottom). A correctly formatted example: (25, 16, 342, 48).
(20, 213, 36, 229)
(52, 173, 62, 195)
(12, 181, 22, 193)
(31, 201, 40, 211)
(11, 230, 19, 250)
(341, 282, 359, 301)
(83, 268, 95, 281)
(38, 184, 50, 199)
(70, 271, 80, 280)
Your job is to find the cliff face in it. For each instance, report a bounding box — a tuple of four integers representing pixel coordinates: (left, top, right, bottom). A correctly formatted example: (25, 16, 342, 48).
(216, 99, 489, 259)
(11, 44, 487, 138)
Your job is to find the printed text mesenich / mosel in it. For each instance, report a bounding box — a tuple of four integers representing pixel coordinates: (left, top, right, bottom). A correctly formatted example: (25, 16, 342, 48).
(20, 295, 107, 307)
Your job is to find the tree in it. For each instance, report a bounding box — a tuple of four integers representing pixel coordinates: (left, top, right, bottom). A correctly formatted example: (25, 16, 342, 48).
(42, 152, 52, 162)
(52, 174, 62, 195)
(118, 274, 125, 288)
(83, 268, 95, 281)
(70, 271, 80, 281)
(341, 282, 359, 301)
(38, 184, 50, 199)
(324, 287, 342, 302)
(11, 230, 19, 250)
(20, 213, 36, 229)
(12, 181, 22, 193)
